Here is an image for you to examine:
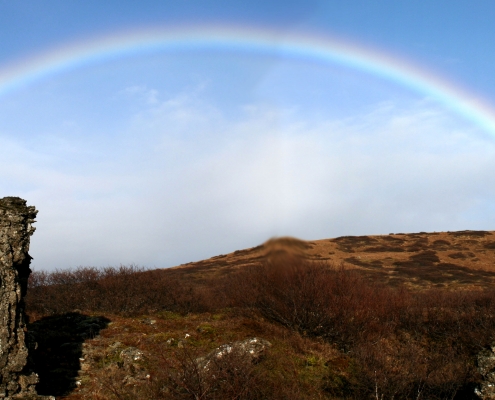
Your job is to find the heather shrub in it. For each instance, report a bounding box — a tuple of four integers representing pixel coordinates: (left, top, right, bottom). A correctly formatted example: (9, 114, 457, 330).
(26, 265, 206, 317)
(227, 258, 495, 398)
(227, 259, 403, 349)
(25, 259, 495, 399)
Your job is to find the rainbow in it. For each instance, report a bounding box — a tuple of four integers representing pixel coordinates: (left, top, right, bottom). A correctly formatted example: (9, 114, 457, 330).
(1, 24, 495, 135)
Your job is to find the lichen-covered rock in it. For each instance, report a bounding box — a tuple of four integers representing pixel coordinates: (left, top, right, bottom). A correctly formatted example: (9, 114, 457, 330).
(0, 197, 52, 399)
(119, 347, 148, 384)
(196, 337, 271, 371)
(120, 347, 144, 365)
(476, 344, 495, 399)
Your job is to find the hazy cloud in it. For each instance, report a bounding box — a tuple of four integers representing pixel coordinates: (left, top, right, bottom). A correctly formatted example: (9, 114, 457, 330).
(2, 91, 493, 270)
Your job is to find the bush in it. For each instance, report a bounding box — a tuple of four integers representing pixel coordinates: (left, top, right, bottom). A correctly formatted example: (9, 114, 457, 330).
(226, 258, 495, 398)
(26, 265, 207, 317)
(26, 258, 495, 398)
(227, 259, 403, 349)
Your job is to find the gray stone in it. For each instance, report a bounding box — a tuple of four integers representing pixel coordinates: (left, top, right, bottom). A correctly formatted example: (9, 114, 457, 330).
(120, 347, 144, 364)
(476, 344, 495, 399)
(118, 347, 148, 385)
(196, 337, 271, 371)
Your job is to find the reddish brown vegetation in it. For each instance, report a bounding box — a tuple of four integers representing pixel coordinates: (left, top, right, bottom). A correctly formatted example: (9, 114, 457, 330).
(26, 265, 207, 318)
(225, 260, 495, 398)
(25, 259, 495, 399)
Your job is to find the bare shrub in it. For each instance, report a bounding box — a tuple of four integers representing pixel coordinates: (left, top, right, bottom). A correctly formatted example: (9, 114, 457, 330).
(26, 265, 208, 317)
(225, 257, 495, 398)
(227, 259, 400, 349)
(232, 259, 336, 335)
(164, 346, 262, 399)
(94, 343, 267, 400)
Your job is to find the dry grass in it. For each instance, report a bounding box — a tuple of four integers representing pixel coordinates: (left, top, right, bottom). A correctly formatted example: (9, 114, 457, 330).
(169, 230, 495, 290)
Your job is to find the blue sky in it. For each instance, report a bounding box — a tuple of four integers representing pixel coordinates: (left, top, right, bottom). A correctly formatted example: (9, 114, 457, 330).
(1, 0, 495, 270)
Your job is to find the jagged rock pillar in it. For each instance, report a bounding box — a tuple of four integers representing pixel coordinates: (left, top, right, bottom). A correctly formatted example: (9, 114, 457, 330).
(0, 197, 49, 399)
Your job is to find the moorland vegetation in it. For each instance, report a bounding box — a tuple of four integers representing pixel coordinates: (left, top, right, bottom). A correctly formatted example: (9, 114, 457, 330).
(24, 240, 495, 400)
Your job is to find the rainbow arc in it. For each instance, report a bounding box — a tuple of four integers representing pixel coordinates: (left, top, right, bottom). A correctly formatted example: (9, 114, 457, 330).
(1, 25, 494, 135)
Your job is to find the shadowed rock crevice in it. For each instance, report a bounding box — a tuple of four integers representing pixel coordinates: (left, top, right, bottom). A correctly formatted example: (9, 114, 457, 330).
(28, 313, 110, 396)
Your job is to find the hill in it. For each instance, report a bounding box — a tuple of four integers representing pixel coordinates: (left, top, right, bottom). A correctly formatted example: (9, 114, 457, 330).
(170, 230, 495, 289)
(24, 230, 495, 399)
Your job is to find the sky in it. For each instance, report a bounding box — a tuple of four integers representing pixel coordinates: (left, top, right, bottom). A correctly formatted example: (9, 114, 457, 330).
(1, 1, 495, 271)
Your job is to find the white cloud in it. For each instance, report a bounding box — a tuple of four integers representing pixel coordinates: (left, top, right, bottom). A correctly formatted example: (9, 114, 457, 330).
(2, 92, 494, 270)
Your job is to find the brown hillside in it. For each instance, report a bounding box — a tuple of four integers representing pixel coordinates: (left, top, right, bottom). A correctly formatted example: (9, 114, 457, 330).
(169, 230, 495, 289)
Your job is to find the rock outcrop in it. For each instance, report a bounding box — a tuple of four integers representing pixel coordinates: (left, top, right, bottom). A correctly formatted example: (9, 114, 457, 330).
(476, 344, 495, 399)
(196, 337, 271, 371)
(0, 197, 52, 399)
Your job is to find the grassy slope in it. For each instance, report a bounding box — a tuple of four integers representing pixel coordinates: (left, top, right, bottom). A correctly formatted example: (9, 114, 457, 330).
(170, 230, 495, 289)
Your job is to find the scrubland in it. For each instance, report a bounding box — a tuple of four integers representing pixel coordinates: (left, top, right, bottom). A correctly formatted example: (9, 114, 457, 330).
(24, 232, 495, 399)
